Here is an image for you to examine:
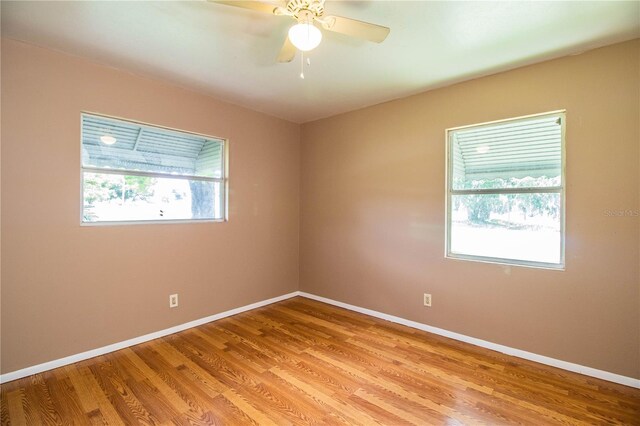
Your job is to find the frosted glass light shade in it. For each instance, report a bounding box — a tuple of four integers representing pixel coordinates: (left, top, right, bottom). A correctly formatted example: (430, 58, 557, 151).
(288, 22, 322, 51)
(100, 135, 117, 145)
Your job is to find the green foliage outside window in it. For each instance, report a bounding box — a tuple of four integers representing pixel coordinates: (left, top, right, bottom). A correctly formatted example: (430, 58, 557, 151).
(83, 174, 156, 205)
(454, 176, 560, 227)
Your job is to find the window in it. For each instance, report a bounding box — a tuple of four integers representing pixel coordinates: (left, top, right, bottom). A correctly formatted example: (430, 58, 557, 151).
(81, 113, 227, 224)
(446, 111, 565, 269)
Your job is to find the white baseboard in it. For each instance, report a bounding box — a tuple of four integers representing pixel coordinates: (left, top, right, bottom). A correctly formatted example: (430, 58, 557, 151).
(0, 291, 300, 384)
(3, 290, 638, 389)
(299, 292, 640, 389)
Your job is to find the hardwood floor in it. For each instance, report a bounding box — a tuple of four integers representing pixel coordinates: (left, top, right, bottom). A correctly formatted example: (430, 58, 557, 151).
(1, 296, 639, 425)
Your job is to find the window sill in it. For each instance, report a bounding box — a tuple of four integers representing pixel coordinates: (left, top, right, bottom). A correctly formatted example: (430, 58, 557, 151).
(80, 218, 226, 227)
(445, 253, 565, 271)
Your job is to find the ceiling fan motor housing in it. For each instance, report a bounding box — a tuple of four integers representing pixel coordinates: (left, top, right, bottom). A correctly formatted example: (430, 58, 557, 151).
(286, 0, 325, 18)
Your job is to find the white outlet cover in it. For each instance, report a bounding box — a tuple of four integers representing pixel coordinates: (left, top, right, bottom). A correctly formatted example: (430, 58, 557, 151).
(170, 294, 179, 308)
(423, 294, 432, 307)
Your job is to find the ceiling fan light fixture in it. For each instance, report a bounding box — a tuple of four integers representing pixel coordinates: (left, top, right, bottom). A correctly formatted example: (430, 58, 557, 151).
(288, 21, 322, 51)
(100, 135, 117, 145)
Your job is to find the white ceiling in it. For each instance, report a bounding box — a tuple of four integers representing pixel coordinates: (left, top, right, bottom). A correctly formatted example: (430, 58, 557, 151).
(2, 1, 639, 123)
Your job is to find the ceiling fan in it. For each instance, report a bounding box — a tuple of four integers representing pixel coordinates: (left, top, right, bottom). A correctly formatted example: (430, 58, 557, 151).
(210, 0, 390, 63)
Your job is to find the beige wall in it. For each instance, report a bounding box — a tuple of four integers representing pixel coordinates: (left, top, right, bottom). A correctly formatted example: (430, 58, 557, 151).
(1, 39, 300, 373)
(2, 37, 639, 380)
(301, 40, 640, 379)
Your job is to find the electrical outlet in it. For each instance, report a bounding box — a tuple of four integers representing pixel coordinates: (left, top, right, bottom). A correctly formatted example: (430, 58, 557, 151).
(423, 293, 432, 307)
(169, 294, 179, 308)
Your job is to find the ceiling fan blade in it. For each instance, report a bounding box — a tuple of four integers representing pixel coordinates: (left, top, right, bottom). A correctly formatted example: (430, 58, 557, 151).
(320, 15, 390, 43)
(277, 36, 296, 63)
(209, 1, 283, 15)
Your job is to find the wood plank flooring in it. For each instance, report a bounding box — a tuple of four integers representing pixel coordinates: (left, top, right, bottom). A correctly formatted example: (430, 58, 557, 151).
(1, 296, 639, 425)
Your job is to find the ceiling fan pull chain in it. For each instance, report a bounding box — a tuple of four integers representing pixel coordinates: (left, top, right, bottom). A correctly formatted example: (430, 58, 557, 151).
(299, 52, 312, 80)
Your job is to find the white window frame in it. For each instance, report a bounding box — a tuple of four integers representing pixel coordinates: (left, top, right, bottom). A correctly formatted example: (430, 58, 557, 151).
(445, 110, 566, 270)
(80, 112, 229, 226)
